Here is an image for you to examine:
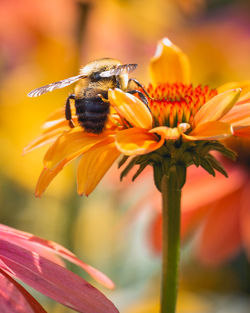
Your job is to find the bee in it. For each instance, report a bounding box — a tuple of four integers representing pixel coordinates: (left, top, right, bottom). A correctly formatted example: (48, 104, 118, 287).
(28, 58, 151, 134)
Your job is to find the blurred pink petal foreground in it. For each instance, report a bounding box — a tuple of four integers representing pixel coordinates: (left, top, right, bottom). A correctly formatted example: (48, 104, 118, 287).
(0, 224, 118, 313)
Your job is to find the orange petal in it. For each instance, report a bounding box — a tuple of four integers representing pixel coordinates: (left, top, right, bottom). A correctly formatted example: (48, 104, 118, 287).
(77, 141, 120, 196)
(149, 125, 184, 140)
(35, 161, 68, 197)
(221, 103, 250, 129)
(197, 191, 242, 266)
(149, 38, 190, 86)
(193, 89, 241, 127)
(240, 182, 250, 260)
(115, 127, 164, 155)
(183, 121, 233, 141)
(108, 88, 152, 129)
(44, 128, 113, 169)
(23, 128, 65, 155)
(234, 126, 250, 137)
(218, 81, 250, 103)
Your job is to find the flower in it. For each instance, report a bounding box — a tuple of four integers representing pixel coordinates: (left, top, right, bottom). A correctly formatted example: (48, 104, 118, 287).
(184, 137, 250, 266)
(24, 38, 250, 196)
(137, 138, 250, 266)
(0, 224, 118, 313)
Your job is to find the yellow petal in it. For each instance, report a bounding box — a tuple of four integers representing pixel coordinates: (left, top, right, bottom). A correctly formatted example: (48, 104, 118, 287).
(149, 126, 180, 140)
(183, 121, 233, 141)
(221, 103, 250, 129)
(77, 141, 120, 196)
(193, 88, 241, 127)
(23, 128, 65, 155)
(149, 38, 190, 86)
(35, 160, 68, 197)
(108, 88, 152, 129)
(115, 127, 164, 155)
(44, 128, 113, 169)
(217, 80, 250, 102)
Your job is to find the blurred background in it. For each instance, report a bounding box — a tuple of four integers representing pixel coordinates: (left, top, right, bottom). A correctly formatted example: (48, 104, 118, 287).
(0, 0, 250, 312)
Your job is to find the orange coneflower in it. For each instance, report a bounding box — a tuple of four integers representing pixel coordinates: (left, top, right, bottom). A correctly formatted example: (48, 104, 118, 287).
(24, 38, 250, 197)
(25, 37, 250, 313)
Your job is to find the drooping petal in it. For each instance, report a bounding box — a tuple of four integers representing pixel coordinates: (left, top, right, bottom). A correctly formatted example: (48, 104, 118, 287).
(0, 241, 119, 313)
(77, 140, 120, 196)
(42, 118, 78, 133)
(35, 161, 69, 197)
(108, 89, 152, 129)
(183, 121, 233, 141)
(115, 127, 164, 155)
(221, 103, 250, 130)
(44, 128, 113, 169)
(23, 129, 65, 155)
(192, 89, 241, 127)
(0, 269, 47, 313)
(0, 224, 114, 289)
(149, 38, 190, 86)
(196, 192, 242, 266)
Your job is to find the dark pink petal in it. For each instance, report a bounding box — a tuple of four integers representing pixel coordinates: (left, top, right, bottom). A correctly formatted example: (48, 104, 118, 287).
(0, 268, 47, 313)
(0, 224, 114, 289)
(0, 240, 119, 313)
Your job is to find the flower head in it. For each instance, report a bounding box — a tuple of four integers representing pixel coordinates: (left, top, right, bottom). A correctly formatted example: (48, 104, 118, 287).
(25, 38, 250, 195)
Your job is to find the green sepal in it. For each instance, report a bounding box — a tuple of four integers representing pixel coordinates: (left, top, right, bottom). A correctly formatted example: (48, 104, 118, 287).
(175, 163, 187, 189)
(120, 158, 137, 181)
(132, 163, 148, 181)
(206, 154, 228, 177)
(200, 157, 215, 176)
(153, 163, 163, 191)
(118, 155, 129, 168)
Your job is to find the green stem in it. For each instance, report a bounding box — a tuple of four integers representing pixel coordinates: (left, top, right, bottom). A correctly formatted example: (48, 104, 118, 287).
(160, 172, 181, 313)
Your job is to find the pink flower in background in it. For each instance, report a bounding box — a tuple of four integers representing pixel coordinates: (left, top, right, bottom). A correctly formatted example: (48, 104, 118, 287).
(0, 224, 118, 313)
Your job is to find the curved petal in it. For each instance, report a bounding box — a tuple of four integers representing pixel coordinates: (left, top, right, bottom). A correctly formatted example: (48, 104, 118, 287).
(0, 241, 119, 313)
(0, 269, 47, 313)
(44, 128, 113, 169)
(149, 126, 183, 140)
(218, 81, 250, 103)
(196, 191, 242, 266)
(108, 89, 152, 129)
(115, 127, 164, 155)
(77, 140, 120, 196)
(35, 161, 70, 197)
(192, 89, 241, 127)
(0, 224, 115, 289)
(23, 129, 65, 155)
(183, 121, 233, 141)
(221, 103, 250, 130)
(149, 38, 190, 86)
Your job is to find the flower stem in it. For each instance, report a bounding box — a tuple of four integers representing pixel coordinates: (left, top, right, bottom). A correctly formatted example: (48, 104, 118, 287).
(160, 172, 181, 313)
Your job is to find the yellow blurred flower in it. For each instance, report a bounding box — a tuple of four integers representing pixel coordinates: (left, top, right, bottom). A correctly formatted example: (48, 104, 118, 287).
(25, 38, 250, 196)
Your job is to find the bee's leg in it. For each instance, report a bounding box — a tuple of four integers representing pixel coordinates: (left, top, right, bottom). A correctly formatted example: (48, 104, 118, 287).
(65, 94, 75, 128)
(97, 94, 109, 103)
(128, 78, 154, 100)
(128, 90, 149, 106)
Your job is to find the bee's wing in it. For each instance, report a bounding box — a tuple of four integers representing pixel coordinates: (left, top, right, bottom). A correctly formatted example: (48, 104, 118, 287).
(27, 74, 87, 97)
(99, 64, 137, 78)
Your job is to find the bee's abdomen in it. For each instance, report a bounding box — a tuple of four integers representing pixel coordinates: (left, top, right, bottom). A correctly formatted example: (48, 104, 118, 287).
(75, 97, 110, 134)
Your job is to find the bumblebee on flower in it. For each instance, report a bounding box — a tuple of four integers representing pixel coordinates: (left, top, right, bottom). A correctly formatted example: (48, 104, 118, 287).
(24, 37, 250, 197)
